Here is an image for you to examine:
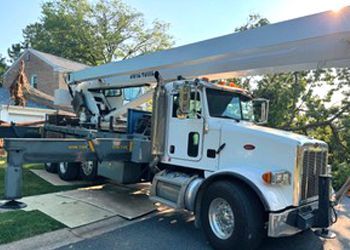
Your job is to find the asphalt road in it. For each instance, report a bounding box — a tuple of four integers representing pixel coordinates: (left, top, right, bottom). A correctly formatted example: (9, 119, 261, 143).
(59, 198, 350, 250)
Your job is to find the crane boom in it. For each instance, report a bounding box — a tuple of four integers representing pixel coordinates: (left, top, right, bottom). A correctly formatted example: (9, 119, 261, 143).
(68, 7, 350, 89)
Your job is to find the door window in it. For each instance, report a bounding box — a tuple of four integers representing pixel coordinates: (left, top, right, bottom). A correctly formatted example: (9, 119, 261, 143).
(172, 92, 201, 119)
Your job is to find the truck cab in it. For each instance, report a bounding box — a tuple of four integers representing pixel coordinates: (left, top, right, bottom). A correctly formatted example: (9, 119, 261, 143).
(150, 78, 332, 249)
(163, 79, 267, 168)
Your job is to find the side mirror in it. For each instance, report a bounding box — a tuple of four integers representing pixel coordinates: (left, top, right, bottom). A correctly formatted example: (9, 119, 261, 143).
(177, 83, 191, 119)
(253, 98, 269, 124)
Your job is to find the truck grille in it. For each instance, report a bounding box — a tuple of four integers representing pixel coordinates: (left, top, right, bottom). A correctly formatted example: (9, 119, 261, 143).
(300, 149, 327, 201)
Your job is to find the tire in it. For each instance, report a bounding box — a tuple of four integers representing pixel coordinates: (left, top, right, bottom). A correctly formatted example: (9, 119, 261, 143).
(58, 162, 80, 181)
(79, 161, 98, 181)
(200, 181, 265, 250)
(44, 163, 58, 173)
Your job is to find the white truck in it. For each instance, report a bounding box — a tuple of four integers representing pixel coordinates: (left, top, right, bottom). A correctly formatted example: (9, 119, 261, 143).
(2, 7, 350, 250)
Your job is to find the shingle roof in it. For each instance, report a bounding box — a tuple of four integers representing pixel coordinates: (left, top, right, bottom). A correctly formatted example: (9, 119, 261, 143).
(3, 48, 90, 77)
(28, 48, 90, 72)
(0, 88, 49, 109)
(3, 48, 90, 78)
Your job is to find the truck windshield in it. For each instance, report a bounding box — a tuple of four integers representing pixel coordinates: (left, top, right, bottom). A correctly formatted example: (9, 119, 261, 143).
(206, 88, 254, 121)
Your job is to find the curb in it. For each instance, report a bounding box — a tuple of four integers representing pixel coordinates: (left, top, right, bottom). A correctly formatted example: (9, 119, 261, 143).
(0, 207, 172, 250)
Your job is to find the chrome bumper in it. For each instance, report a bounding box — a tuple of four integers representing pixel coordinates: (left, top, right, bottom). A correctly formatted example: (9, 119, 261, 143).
(268, 201, 320, 237)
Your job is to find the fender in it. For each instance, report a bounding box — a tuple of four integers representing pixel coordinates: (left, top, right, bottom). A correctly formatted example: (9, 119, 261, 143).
(195, 167, 295, 214)
(197, 171, 270, 211)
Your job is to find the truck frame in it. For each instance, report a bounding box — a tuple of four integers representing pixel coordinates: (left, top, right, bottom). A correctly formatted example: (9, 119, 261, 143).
(2, 7, 350, 250)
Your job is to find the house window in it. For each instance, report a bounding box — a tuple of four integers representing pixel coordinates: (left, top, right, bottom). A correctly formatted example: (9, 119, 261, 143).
(30, 75, 38, 88)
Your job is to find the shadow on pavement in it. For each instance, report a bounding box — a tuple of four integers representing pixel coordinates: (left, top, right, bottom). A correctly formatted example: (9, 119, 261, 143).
(59, 198, 350, 250)
(58, 210, 328, 250)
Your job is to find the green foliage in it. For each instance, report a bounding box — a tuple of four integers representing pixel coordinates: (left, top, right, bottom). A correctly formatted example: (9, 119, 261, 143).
(332, 161, 350, 190)
(21, 0, 174, 65)
(7, 43, 28, 63)
(234, 15, 350, 189)
(234, 14, 270, 32)
(0, 54, 8, 86)
(0, 210, 64, 244)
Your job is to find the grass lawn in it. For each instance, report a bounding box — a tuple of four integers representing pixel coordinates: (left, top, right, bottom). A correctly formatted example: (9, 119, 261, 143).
(0, 160, 78, 199)
(0, 210, 64, 245)
(0, 159, 79, 245)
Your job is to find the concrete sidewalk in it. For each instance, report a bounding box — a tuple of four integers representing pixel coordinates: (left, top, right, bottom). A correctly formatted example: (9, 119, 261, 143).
(0, 183, 156, 228)
(30, 169, 96, 186)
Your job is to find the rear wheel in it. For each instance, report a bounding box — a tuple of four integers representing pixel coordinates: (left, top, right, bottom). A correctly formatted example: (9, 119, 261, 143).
(79, 161, 97, 180)
(200, 181, 265, 250)
(44, 163, 58, 173)
(58, 162, 80, 181)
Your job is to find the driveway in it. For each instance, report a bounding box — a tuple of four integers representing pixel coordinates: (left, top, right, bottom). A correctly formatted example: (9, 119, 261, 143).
(58, 198, 350, 250)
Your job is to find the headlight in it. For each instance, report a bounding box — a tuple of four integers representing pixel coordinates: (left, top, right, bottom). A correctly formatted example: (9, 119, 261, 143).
(262, 170, 291, 185)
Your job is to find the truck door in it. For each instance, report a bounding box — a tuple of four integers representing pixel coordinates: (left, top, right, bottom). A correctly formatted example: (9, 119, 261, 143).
(167, 92, 203, 161)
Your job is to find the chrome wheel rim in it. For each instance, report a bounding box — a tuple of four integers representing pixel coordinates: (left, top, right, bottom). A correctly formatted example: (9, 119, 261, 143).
(81, 161, 94, 176)
(208, 197, 235, 240)
(59, 162, 68, 174)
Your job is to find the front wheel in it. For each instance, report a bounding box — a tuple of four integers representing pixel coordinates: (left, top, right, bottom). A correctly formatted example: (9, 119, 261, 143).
(200, 181, 265, 250)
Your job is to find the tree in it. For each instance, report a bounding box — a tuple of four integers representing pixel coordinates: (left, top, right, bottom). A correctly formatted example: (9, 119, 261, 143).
(0, 54, 8, 86)
(21, 0, 174, 65)
(233, 15, 350, 189)
(7, 43, 27, 63)
(234, 14, 269, 32)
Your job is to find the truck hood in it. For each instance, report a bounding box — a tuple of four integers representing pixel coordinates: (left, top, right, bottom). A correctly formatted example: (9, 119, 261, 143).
(219, 120, 327, 147)
(214, 120, 327, 211)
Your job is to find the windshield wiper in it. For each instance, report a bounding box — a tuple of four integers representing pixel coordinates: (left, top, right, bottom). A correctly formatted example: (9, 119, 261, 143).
(220, 115, 240, 123)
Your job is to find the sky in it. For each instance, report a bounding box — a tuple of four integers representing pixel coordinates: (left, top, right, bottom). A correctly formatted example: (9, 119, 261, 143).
(0, 0, 350, 62)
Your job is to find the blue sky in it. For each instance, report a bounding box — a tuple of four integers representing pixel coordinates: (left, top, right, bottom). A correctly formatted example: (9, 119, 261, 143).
(0, 0, 349, 62)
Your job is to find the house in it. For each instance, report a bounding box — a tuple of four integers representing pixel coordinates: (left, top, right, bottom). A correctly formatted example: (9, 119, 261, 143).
(3, 48, 89, 97)
(0, 48, 87, 122)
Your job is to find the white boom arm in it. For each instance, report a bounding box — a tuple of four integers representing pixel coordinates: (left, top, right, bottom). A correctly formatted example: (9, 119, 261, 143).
(105, 90, 153, 119)
(68, 7, 350, 88)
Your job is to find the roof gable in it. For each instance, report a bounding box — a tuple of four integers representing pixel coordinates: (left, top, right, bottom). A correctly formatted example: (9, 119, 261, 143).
(3, 48, 89, 77)
(29, 49, 90, 72)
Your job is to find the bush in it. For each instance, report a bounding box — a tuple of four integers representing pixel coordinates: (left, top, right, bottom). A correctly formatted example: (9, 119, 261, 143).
(331, 161, 350, 191)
